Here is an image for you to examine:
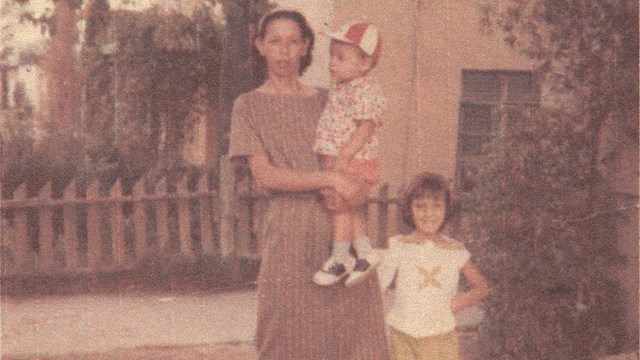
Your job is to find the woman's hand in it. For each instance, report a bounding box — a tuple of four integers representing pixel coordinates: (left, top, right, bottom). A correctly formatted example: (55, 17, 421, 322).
(320, 188, 339, 211)
(248, 155, 366, 208)
(333, 172, 366, 207)
(334, 156, 349, 175)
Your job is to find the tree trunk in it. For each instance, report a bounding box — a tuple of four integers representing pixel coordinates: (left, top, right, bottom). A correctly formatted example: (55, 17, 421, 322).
(216, 0, 252, 163)
(45, 0, 81, 131)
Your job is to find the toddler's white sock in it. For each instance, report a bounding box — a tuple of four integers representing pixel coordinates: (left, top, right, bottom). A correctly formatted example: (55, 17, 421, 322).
(331, 241, 351, 263)
(353, 236, 373, 258)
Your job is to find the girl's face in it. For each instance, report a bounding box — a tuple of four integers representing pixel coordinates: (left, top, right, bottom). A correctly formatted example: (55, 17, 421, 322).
(329, 41, 371, 85)
(411, 191, 446, 237)
(256, 18, 309, 79)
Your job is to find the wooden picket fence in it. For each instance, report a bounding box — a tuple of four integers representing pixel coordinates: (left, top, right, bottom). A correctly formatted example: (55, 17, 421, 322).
(0, 158, 402, 279)
(0, 175, 216, 277)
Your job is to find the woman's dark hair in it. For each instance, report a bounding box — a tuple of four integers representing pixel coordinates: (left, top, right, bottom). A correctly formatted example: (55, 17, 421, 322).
(253, 10, 315, 83)
(400, 172, 453, 231)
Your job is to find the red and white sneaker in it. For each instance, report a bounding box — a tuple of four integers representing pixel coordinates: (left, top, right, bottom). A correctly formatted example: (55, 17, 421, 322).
(313, 257, 354, 286)
(344, 251, 382, 288)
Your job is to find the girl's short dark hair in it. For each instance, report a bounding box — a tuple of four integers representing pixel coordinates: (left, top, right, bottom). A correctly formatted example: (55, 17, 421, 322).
(253, 10, 315, 83)
(400, 172, 453, 231)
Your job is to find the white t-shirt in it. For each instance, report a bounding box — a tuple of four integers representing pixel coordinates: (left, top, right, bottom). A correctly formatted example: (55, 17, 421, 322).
(378, 234, 470, 338)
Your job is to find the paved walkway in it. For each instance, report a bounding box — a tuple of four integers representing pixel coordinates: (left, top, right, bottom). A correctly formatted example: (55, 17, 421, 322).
(1, 290, 257, 358)
(2, 290, 635, 359)
(1, 288, 490, 359)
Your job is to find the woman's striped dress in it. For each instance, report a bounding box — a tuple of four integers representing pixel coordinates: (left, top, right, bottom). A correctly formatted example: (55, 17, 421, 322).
(229, 89, 389, 360)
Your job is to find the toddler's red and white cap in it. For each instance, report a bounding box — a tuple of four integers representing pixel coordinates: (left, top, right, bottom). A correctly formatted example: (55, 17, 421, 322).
(330, 22, 382, 63)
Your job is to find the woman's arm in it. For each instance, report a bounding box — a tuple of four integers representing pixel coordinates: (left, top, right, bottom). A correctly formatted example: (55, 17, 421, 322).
(451, 260, 489, 313)
(248, 154, 364, 200)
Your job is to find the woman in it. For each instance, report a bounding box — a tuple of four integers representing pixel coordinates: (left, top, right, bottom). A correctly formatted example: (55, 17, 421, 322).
(228, 9, 389, 360)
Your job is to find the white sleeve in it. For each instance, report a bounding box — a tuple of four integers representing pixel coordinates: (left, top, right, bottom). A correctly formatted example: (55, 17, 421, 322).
(459, 247, 471, 269)
(377, 236, 400, 293)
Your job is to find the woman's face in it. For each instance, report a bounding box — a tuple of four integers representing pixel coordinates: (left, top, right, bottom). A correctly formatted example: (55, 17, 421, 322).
(256, 18, 309, 78)
(411, 192, 446, 237)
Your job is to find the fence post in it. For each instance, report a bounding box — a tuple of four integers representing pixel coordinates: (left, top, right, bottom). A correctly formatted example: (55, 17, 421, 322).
(37, 182, 56, 271)
(219, 155, 242, 282)
(219, 155, 237, 258)
(155, 178, 170, 254)
(12, 184, 31, 272)
(376, 184, 389, 248)
(109, 179, 127, 266)
(1, 217, 15, 276)
(235, 185, 252, 258)
(62, 180, 80, 269)
(86, 180, 102, 269)
(176, 176, 193, 258)
(198, 175, 215, 255)
(132, 177, 147, 261)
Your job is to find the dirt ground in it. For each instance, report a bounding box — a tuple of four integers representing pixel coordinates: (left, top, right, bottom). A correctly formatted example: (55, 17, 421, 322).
(3, 335, 636, 360)
(2, 265, 636, 360)
(2, 343, 257, 360)
(3, 335, 487, 360)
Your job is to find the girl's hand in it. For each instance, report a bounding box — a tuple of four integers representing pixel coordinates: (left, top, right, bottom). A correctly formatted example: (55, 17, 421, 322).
(450, 296, 464, 314)
(450, 261, 489, 313)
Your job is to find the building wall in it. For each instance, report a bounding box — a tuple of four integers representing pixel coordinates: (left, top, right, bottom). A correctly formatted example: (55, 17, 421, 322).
(275, 1, 536, 193)
(331, 1, 534, 193)
(411, 1, 534, 182)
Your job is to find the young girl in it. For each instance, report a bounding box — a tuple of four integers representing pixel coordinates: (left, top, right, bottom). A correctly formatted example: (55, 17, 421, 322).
(312, 21, 387, 288)
(378, 172, 489, 360)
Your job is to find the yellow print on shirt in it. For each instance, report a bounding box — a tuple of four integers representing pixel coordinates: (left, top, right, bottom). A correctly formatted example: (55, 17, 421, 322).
(419, 266, 442, 289)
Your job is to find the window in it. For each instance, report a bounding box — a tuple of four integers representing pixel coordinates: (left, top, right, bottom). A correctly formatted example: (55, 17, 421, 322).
(455, 70, 539, 193)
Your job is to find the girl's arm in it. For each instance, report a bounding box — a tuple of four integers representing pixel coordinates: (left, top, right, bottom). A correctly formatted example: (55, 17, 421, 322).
(335, 120, 376, 172)
(377, 250, 398, 293)
(451, 260, 489, 313)
(248, 154, 364, 200)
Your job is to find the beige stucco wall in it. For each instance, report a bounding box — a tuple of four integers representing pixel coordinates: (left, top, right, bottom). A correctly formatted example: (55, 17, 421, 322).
(411, 1, 534, 182)
(332, 1, 534, 193)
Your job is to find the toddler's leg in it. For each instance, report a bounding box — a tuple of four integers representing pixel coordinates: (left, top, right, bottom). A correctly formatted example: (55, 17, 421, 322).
(352, 207, 373, 256)
(344, 207, 381, 288)
(313, 209, 354, 286)
(332, 210, 352, 263)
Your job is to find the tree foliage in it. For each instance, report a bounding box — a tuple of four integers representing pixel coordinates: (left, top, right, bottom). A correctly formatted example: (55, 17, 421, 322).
(464, 106, 628, 359)
(1, 0, 83, 196)
(81, 0, 225, 187)
(481, 0, 638, 166)
(2, 0, 275, 195)
(463, 1, 638, 358)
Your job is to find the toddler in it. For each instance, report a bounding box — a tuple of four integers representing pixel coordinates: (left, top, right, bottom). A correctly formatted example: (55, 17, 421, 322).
(313, 22, 387, 287)
(378, 172, 489, 360)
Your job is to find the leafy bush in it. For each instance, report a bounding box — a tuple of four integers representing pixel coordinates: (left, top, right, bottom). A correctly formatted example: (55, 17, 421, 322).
(462, 2, 639, 357)
(459, 106, 628, 359)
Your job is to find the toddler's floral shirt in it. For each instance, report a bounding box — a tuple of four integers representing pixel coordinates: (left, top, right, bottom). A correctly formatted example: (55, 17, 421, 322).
(313, 75, 387, 160)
